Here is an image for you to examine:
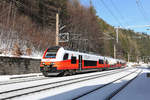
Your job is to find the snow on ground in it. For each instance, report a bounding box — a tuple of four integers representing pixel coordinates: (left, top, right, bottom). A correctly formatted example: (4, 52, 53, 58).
(1, 64, 150, 100)
(15, 68, 138, 100)
(0, 54, 42, 59)
(0, 73, 42, 82)
(77, 69, 141, 100)
(19, 55, 41, 59)
(127, 62, 140, 67)
(112, 66, 150, 100)
(0, 68, 129, 92)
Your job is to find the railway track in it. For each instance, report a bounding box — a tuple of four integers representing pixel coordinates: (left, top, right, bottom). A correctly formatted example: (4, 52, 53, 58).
(0, 76, 49, 86)
(106, 70, 142, 100)
(0, 68, 125, 86)
(0, 68, 129, 86)
(72, 69, 141, 100)
(0, 67, 134, 100)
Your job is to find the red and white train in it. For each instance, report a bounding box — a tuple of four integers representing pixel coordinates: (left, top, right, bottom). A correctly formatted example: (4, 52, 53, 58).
(40, 46, 126, 76)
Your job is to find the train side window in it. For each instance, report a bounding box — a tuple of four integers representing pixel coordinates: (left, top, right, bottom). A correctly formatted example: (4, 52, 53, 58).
(71, 56, 76, 64)
(63, 53, 69, 60)
(99, 59, 104, 64)
(84, 60, 97, 66)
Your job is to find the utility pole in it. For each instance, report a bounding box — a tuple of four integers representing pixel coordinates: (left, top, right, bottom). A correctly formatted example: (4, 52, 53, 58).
(116, 27, 119, 43)
(114, 26, 119, 59)
(56, 13, 59, 46)
(114, 44, 116, 59)
(136, 56, 139, 63)
(128, 52, 130, 62)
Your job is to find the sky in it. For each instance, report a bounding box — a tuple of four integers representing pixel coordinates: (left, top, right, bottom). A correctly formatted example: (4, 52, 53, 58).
(80, 0, 150, 34)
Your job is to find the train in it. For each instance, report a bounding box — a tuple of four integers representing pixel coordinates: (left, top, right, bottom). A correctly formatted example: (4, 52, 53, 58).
(40, 46, 126, 77)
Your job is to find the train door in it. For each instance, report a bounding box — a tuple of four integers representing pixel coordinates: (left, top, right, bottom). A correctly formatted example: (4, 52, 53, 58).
(79, 55, 82, 71)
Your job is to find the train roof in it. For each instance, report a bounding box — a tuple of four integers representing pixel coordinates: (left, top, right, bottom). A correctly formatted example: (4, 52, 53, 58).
(47, 46, 126, 62)
(48, 46, 99, 55)
(47, 46, 61, 50)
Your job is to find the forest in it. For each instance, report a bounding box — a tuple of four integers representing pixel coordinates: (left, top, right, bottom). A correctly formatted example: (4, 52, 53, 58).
(0, 0, 150, 62)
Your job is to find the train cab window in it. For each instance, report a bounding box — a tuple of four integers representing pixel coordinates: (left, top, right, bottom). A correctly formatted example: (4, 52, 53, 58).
(45, 52, 56, 58)
(63, 53, 69, 60)
(44, 47, 59, 58)
(71, 56, 76, 64)
(99, 59, 104, 64)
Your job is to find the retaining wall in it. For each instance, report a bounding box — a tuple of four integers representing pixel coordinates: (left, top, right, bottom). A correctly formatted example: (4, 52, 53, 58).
(0, 56, 41, 75)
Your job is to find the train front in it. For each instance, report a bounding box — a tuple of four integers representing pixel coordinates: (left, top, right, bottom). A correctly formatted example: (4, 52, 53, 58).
(40, 46, 64, 76)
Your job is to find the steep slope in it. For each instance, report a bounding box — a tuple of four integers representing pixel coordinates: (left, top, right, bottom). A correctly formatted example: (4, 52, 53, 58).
(0, 0, 150, 62)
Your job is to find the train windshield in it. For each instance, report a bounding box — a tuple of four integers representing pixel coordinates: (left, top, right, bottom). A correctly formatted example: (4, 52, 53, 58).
(45, 52, 56, 58)
(44, 46, 60, 58)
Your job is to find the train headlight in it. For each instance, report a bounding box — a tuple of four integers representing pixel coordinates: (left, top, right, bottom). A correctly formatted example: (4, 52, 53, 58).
(51, 62, 55, 65)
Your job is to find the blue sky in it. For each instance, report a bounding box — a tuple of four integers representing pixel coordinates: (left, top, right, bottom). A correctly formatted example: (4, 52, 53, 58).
(80, 0, 150, 34)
